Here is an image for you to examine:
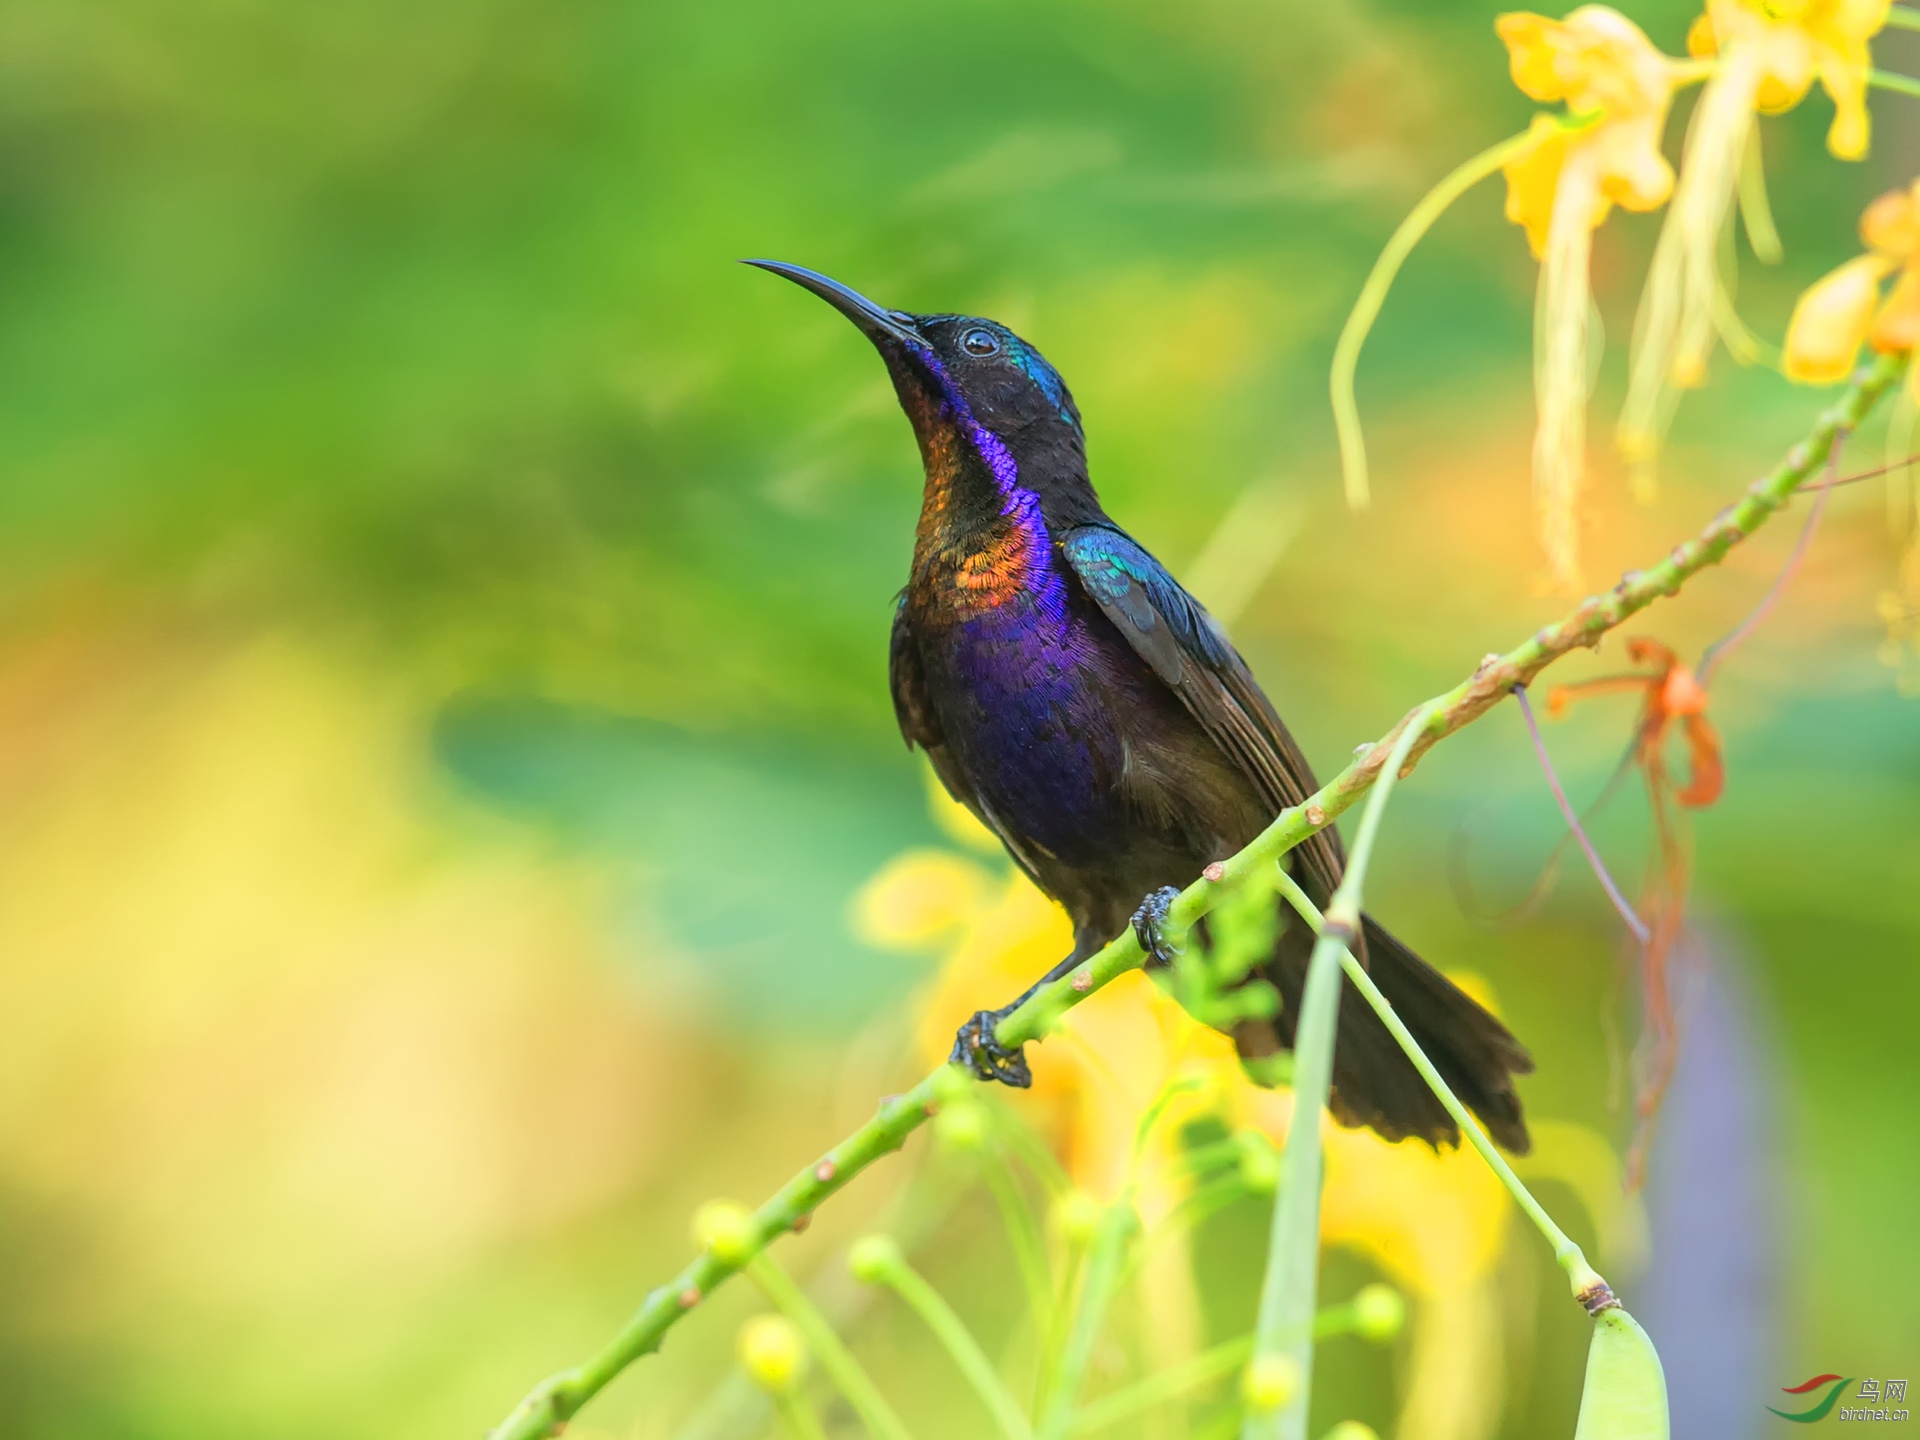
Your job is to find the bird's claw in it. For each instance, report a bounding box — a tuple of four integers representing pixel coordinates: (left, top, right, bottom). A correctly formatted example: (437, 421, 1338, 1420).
(950, 1008, 1032, 1088)
(1132, 886, 1182, 968)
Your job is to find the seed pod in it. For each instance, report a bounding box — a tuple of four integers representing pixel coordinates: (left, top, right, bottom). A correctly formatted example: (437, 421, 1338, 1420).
(1573, 1305, 1670, 1439)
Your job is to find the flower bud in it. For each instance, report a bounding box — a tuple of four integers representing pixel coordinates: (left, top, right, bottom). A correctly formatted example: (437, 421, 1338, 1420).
(1351, 1284, 1406, 1343)
(934, 1102, 989, 1152)
(737, 1314, 806, 1394)
(1240, 1354, 1301, 1412)
(1054, 1190, 1104, 1245)
(847, 1234, 904, 1284)
(1237, 1139, 1280, 1196)
(693, 1201, 756, 1264)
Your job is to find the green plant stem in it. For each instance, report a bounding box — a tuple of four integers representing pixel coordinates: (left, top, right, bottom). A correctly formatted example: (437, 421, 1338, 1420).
(1037, 1200, 1140, 1440)
(773, 1389, 832, 1440)
(875, 1255, 1034, 1440)
(1068, 1304, 1375, 1436)
(1330, 125, 1552, 509)
(1269, 870, 1606, 1300)
(1889, 5, 1920, 29)
(1177, 1136, 1251, 1177)
(989, 1104, 1073, 1196)
(1072, 1334, 1257, 1436)
(1121, 1175, 1255, 1285)
(1243, 705, 1436, 1440)
(486, 354, 1905, 1440)
(1035, 1230, 1088, 1413)
(982, 1150, 1056, 1339)
(749, 1256, 915, 1440)
(485, 1071, 947, 1440)
(1869, 68, 1920, 97)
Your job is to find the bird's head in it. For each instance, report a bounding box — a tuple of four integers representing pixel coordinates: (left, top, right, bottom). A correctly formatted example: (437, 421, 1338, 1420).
(746, 261, 1086, 497)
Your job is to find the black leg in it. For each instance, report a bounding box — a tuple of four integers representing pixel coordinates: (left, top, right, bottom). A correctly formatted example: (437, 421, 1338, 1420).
(1132, 886, 1182, 968)
(949, 951, 1082, 1089)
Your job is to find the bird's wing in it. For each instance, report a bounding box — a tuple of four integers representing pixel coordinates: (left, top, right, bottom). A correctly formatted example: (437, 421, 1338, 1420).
(888, 596, 944, 753)
(1061, 524, 1345, 899)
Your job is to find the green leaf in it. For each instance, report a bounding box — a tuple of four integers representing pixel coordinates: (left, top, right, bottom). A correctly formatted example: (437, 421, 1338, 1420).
(1573, 1307, 1669, 1440)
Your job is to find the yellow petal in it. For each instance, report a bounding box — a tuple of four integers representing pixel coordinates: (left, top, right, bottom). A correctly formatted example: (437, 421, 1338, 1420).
(1503, 118, 1570, 259)
(1815, 34, 1876, 157)
(1708, 0, 1890, 152)
(851, 849, 997, 950)
(1861, 179, 1920, 259)
(1498, 9, 1679, 258)
(1869, 266, 1920, 352)
(1593, 113, 1675, 212)
(1497, 12, 1570, 101)
(1782, 252, 1896, 383)
(1500, 5, 1682, 116)
(1826, 99, 1869, 159)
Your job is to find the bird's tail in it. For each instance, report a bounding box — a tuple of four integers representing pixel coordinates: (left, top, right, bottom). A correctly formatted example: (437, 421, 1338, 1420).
(1242, 912, 1533, 1153)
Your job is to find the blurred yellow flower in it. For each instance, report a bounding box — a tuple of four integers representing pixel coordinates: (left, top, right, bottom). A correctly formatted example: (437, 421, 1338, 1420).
(1782, 254, 1898, 382)
(1496, 6, 1686, 591)
(1692, 0, 1891, 161)
(852, 848, 1000, 949)
(869, 845, 1521, 1439)
(1622, 0, 1891, 481)
(1498, 7, 1681, 255)
(1782, 178, 1920, 394)
(1780, 179, 1920, 694)
(865, 810, 1645, 1440)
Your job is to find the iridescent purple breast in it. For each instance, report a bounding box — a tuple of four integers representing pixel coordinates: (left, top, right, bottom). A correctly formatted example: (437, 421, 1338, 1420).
(907, 409, 1129, 865)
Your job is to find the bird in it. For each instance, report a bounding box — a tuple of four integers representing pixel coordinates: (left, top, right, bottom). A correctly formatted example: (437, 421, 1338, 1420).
(747, 260, 1532, 1152)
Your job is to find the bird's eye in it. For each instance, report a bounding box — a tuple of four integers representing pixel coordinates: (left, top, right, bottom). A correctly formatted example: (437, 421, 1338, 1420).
(960, 328, 1000, 357)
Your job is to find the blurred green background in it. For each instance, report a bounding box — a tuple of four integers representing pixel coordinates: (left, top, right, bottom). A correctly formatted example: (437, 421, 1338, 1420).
(0, 0, 1916, 1436)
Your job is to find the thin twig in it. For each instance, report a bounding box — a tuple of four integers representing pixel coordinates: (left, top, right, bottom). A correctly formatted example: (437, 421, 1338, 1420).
(485, 352, 1907, 1440)
(1268, 870, 1608, 1301)
(751, 1256, 914, 1440)
(1066, 1303, 1373, 1435)
(1868, 68, 1920, 98)
(1036, 1200, 1138, 1440)
(1699, 434, 1842, 684)
(1795, 450, 1920, 492)
(867, 1248, 1034, 1440)
(1512, 686, 1652, 944)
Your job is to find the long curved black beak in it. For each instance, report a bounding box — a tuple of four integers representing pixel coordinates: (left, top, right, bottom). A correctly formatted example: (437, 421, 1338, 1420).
(743, 260, 922, 347)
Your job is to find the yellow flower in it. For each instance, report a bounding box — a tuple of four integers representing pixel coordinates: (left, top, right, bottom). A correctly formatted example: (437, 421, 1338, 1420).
(1496, 6, 1686, 591)
(1695, 0, 1892, 161)
(851, 848, 999, 949)
(1778, 179, 1920, 693)
(1498, 8, 1681, 256)
(1782, 178, 1920, 393)
(1622, 0, 1891, 480)
(1782, 253, 1896, 382)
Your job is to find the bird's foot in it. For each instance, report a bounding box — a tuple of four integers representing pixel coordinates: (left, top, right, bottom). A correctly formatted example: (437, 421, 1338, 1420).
(950, 1007, 1032, 1089)
(1132, 886, 1182, 968)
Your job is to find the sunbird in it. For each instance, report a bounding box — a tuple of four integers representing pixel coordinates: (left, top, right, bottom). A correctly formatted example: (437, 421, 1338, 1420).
(750, 261, 1531, 1151)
